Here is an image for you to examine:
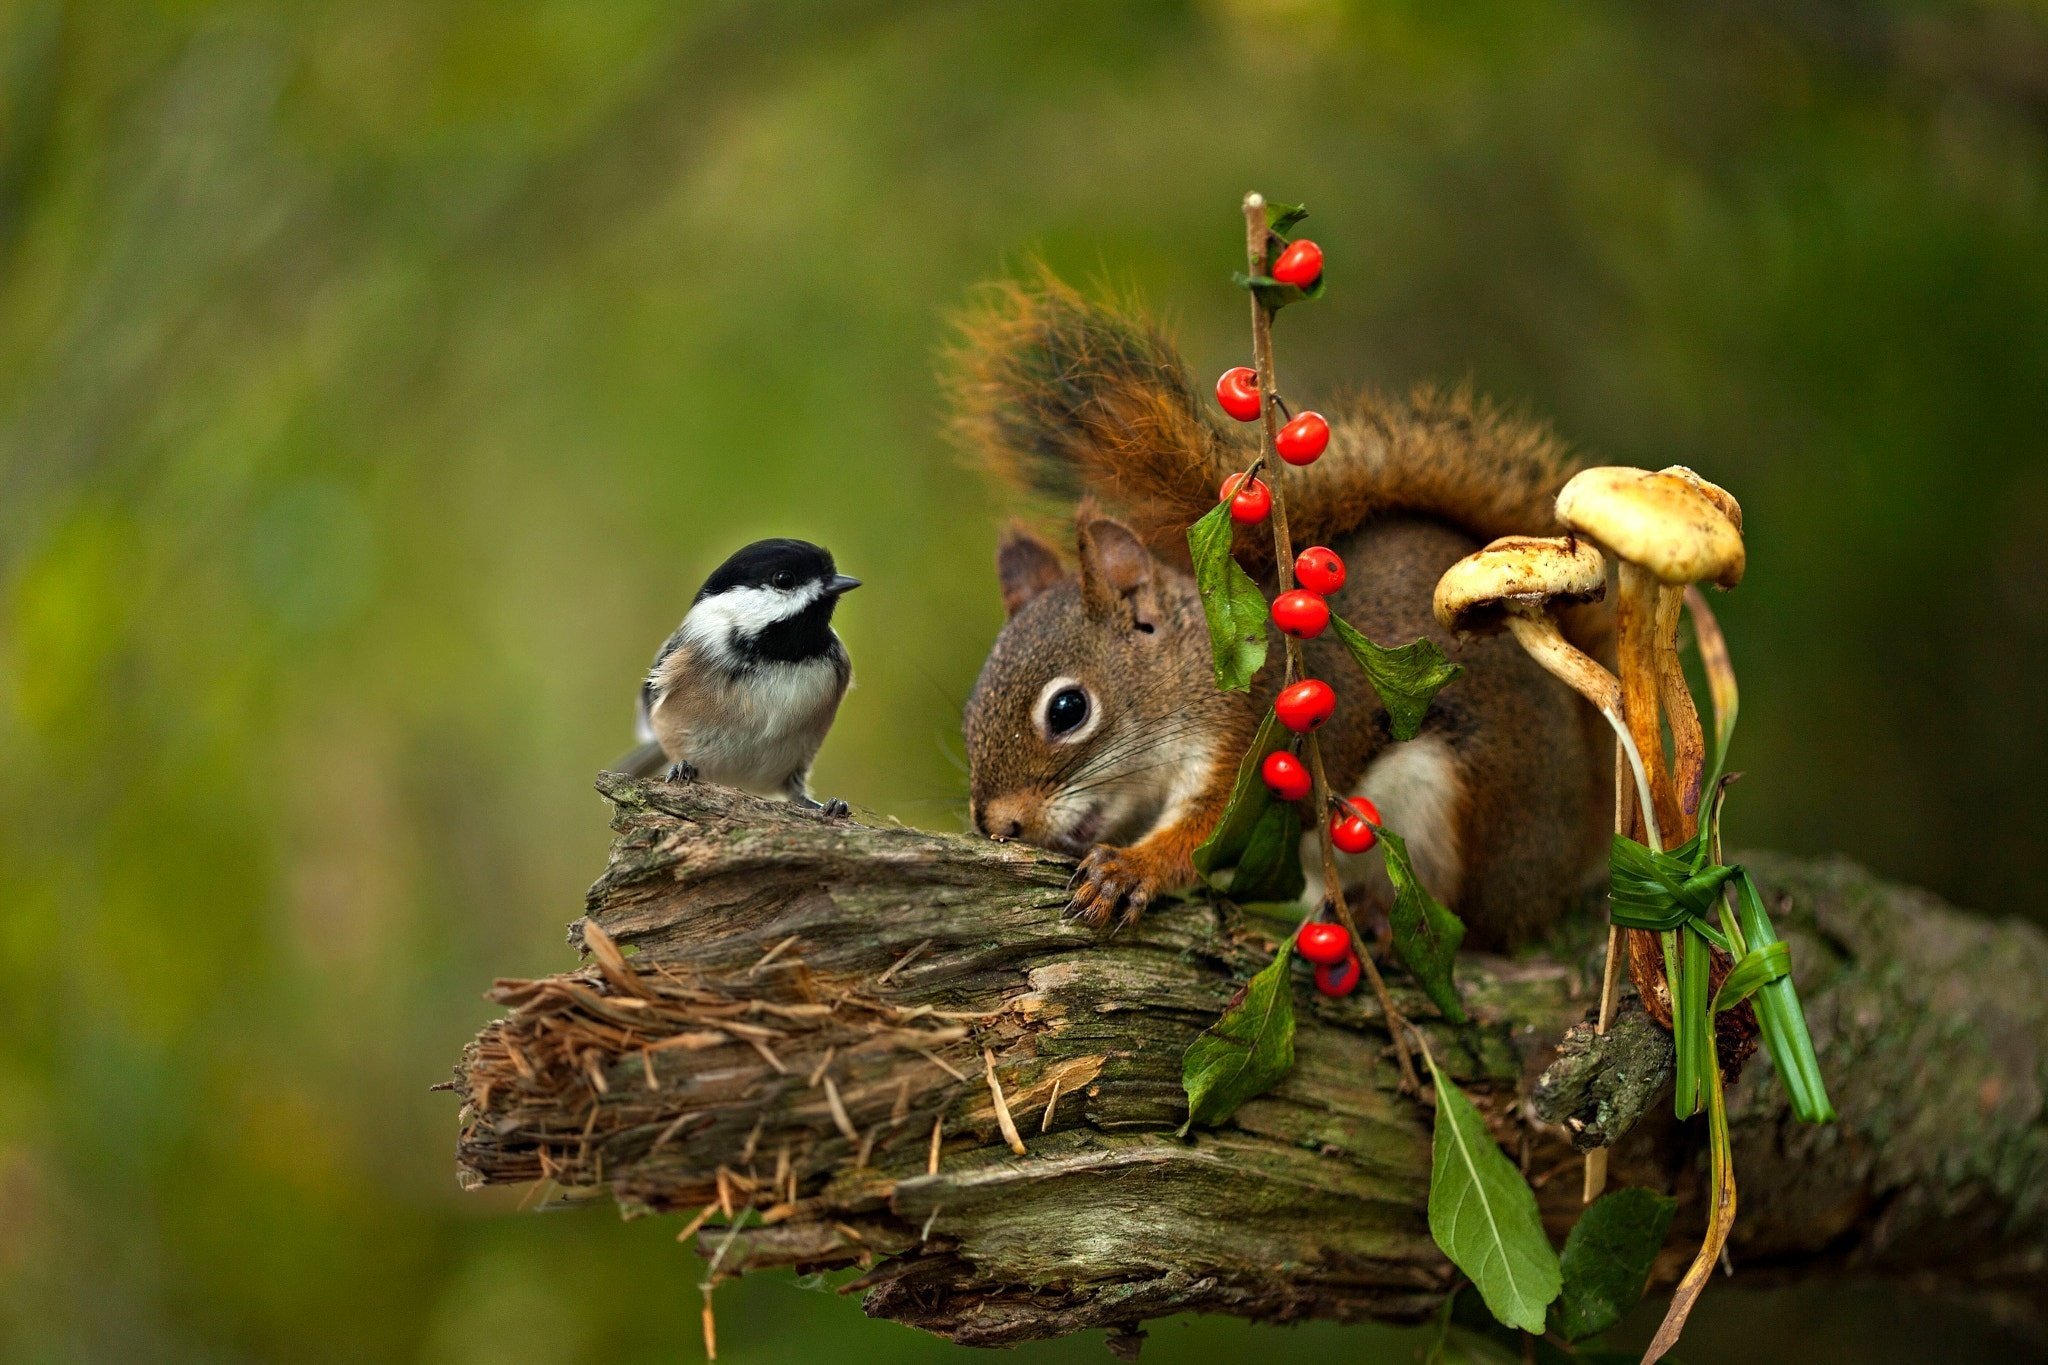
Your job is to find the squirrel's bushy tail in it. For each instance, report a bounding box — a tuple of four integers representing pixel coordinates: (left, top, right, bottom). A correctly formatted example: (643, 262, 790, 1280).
(947, 272, 1579, 565)
(946, 271, 1240, 555)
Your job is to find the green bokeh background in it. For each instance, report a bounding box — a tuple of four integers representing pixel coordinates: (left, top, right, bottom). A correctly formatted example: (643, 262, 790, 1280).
(3, 3, 2043, 1362)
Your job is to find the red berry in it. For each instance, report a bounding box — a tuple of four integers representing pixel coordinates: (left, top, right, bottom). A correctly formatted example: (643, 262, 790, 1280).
(1294, 546, 1346, 595)
(1215, 367, 1263, 422)
(1260, 750, 1312, 802)
(1330, 796, 1383, 855)
(1274, 679, 1336, 733)
(1219, 472, 1272, 524)
(1315, 952, 1362, 997)
(1296, 922, 1351, 966)
(1274, 411, 1329, 466)
(1271, 589, 1329, 640)
(1271, 239, 1324, 288)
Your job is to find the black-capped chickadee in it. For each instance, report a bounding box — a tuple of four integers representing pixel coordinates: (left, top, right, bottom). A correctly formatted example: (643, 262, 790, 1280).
(611, 539, 860, 816)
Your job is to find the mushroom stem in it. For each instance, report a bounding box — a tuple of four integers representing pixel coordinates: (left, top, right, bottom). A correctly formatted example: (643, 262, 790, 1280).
(1656, 585, 1706, 839)
(1580, 740, 1641, 1202)
(1506, 608, 1664, 1206)
(1505, 613, 1663, 851)
(1616, 562, 1680, 843)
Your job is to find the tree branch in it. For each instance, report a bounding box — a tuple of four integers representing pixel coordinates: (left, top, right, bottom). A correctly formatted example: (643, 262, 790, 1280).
(449, 776, 2048, 1347)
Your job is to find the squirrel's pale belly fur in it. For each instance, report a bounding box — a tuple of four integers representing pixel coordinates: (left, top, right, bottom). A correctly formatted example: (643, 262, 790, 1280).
(1305, 736, 1468, 912)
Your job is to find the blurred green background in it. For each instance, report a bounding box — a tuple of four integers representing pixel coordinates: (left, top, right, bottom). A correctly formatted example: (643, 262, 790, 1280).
(3, 2, 2044, 1361)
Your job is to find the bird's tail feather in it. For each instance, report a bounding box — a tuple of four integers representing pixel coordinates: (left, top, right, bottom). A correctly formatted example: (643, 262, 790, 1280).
(608, 741, 669, 779)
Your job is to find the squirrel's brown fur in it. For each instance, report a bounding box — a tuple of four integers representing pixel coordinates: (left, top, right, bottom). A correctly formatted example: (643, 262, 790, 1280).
(952, 273, 1611, 946)
(949, 271, 1578, 570)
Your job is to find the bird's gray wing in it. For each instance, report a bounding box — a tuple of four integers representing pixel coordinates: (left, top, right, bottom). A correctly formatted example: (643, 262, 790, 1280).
(620, 620, 692, 773)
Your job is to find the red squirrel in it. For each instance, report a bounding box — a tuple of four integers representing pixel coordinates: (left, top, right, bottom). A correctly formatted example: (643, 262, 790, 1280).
(953, 274, 1611, 949)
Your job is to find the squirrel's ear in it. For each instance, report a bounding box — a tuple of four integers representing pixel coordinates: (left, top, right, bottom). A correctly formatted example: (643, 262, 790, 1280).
(1077, 517, 1161, 631)
(997, 525, 1065, 616)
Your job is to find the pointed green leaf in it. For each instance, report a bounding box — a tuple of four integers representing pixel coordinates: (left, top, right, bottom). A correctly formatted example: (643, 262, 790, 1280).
(1263, 200, 1310, 236)
(1426, 1328, 1521, 1365)
(1377, 822, 1468, 1023)
(1734, 869, 1835, 1124)
(1229, 802, 1306, 903)
(1235, 900, 1311, 923)
(1431, 1286, 1525, 1365)
(1710, 941, 1789, 1014)
(1551, 1187, 1677, 1341)
(1330, 616, 1462, 741)
(1673, 925, 1714, 1119)
(1188, 501, 1269, 692)
(1193, 709, 1284, 880)
(1233, 269, 1326, 310)
(1424, 1051, 1562, 1334)
(1181, 936, 1298, 1131)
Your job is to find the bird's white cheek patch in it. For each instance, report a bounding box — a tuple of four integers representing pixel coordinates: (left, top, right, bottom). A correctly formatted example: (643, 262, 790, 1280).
(685, 582, 823, 644)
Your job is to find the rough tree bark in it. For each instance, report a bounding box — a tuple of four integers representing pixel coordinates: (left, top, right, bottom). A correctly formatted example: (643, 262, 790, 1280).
(449, 775, 2048, 1348)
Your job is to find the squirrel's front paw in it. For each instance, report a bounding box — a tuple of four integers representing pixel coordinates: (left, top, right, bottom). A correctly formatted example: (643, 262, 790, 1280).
(1065, 845, 1161, 931)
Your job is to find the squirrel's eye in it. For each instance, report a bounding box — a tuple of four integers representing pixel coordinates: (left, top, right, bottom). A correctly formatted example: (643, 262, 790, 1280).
(1045, 687, 1090, 737)
(772, 571, 797, 590)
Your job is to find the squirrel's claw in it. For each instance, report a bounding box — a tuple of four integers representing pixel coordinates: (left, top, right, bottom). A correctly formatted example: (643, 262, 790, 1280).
(1065, 845, 1156, 931)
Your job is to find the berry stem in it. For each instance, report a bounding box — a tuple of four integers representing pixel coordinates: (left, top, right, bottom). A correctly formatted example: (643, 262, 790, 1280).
(1243, 191, 1418, 1094)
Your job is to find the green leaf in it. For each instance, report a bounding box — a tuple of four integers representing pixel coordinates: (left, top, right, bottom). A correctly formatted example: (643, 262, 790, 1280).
(1330, 615, 1462, 741)
(1377, 821, 1468, 1023)
(1262, 200, 1310, 236)
(1425, 1327, 1521, 1365)
(1424, 1051, 1562, 1335)
(1235, 899, 1311, 923)
(1233, 269, 1327, 311)
(1181, 936, 1298, 1131)
(1734, 869, 1835, 1124)
(1551, 1187, 1678, 1341)
(1193, 709, 1284, 880)
(1187, 500, 1269, 692)
(1710, 941, 1789, 1014)
(1607, 835, 1736, 939)
(1672, 926, 1714, 1119)
(1229, 802, 1306, 903)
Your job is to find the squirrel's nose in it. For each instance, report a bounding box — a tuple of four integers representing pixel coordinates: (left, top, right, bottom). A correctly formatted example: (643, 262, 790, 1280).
(976, 795, 1032, 843)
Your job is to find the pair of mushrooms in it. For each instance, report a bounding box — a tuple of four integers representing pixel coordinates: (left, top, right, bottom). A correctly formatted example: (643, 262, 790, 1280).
(1433, 464, 1744, 1200)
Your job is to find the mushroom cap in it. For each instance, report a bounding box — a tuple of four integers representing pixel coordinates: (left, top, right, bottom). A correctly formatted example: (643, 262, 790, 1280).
(1660, 464, 1743, 533)
(1555, 466, 1746, 588)
(1433, 535, 1608, 634)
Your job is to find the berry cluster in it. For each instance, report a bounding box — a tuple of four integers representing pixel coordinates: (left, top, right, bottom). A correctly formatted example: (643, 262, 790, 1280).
(1207, 230, 1382, 1001)
(1286, 793, 1382, 993)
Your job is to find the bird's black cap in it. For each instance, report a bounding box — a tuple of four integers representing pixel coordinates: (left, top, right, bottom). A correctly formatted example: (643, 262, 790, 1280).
(696, 539, 851, 601)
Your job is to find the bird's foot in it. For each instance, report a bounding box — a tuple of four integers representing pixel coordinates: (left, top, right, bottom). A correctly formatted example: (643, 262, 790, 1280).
(665, 762, 699, 784)
(791, 792, 852, 819)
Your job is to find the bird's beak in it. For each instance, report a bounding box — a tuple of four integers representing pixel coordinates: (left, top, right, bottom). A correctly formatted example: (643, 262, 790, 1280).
(826, 574, 862, 596)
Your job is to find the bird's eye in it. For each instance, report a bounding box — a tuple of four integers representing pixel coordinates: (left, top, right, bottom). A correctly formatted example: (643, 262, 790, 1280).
(1045, 687, 1090, 737)
(772, 571, 797, 590)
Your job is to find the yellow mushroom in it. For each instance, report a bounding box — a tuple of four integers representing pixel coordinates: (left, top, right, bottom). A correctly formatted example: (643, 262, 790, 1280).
(1651, 466, 1744, 830)
(1554, 467, 1745, 843)
(1433, 535, 1662, 850)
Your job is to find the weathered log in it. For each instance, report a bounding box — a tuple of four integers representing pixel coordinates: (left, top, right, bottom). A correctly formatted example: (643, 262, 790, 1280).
(448, 775, 2048, 1347)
